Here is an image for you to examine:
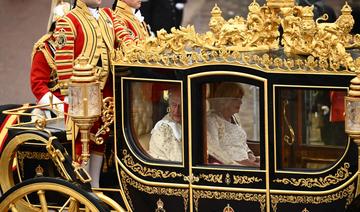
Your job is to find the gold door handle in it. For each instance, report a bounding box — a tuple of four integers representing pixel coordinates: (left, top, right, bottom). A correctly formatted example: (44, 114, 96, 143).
(283, 100, 295, 146)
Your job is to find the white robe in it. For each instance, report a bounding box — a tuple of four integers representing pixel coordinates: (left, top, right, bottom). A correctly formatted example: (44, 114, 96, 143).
(148, 114, 182, 162)
(207, 113, 251, 164)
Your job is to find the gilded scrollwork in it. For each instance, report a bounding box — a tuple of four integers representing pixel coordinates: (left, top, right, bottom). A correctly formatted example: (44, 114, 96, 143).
(17, 151, 52, 177)
(113, 48, 355, 73)
(120, 170, 189, 211)
(120, 170, 134, 209)
(192, 189, 266, 212)
(270, 183, 355, 212)
(112, 1, 360, 73)
(198, 173, 223, 183)
(94, 97, 114, 145)
(280, 2, 357, 71)
(233, 175, 262, 185)
(273, 163, 351, 188)
(184, 173, 199, 183)
(121, 150, 183, 179)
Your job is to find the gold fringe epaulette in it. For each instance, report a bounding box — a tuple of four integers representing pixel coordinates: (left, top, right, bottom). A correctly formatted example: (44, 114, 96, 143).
(31, 33, 56, 71)
(31, 33, 52, 61)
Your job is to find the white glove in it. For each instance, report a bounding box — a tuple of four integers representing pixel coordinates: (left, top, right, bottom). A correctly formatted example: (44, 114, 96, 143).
(175, 3, 184, 10)
(31, 108, 49, 122)
(38, 91, 65, 117)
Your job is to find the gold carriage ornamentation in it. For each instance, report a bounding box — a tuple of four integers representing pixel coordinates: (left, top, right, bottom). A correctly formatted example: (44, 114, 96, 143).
(112, 0, 360, 72)
(2, 0, 360, 211)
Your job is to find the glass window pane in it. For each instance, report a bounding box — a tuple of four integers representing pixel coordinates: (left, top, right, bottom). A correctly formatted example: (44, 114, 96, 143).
(130, 81, 183, 163)
(204, 82, 260, 168)
(277, 87, 347, 170)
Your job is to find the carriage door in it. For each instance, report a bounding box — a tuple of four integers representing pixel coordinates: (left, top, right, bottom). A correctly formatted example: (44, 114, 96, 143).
(270, 75, 357, 211)
(115, 72, 190, 212)
(188, 71, 269, 212)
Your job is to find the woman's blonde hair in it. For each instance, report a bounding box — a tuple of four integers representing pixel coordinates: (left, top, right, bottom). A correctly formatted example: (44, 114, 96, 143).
(210, 82, 244, 113)
(214, 82, 244, 98)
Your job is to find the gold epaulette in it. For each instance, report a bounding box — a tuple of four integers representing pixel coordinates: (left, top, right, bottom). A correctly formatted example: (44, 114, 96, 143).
(31, 33, 57, 71)
(31, 33, 52, 61)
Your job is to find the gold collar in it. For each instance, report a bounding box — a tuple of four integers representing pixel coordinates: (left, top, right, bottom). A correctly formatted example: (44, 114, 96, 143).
(76, 0, 92, 16)
(116, 1, 134, 16)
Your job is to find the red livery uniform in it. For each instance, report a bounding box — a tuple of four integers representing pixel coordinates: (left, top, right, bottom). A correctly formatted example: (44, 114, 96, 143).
(30, 33, 62, 101)
(330, 91, 346, 122)
(114, 0, 150, 45)
(30, 32, 65, 117)
(54, 0, 125, 98)
(54, 0, 130, 187)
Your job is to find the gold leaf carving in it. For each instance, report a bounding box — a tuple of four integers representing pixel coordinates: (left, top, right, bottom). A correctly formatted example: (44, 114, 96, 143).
(112, 2, 358, 73)
(120, 170, 189, 211)
(273, 163, 351, 188)
(17, 151, 52, 178)
(198, 174, 223, 183)
(193, 189, 266, 212)
(233, 175, 262, 184)
(122, 150, 183, 179)
(95, 97, 114, 145)
(270, 183, 355, 212)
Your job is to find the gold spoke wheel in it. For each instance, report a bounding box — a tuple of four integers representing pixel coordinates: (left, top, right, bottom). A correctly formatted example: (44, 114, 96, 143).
(0, 177, 108, 212)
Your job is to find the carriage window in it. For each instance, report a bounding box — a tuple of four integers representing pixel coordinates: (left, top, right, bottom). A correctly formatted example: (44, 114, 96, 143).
(277, 87, 347, 170)
(130, 81, 183, 163)
(204, 82, 260, 167)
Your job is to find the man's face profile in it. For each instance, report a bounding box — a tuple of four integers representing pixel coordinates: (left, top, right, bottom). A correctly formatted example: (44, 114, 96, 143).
(84, 0, 102, 8)
(123, 0, 142, 9)
(169, 89, 181, 123)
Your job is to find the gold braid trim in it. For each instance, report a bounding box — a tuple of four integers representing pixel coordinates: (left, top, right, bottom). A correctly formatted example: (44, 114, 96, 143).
(114, 1, 149, 40)
(39, 41, 56, 71)
(49, 84, 61, 92)
(32, 33, 59, 91)
(31, 33, 52, 62)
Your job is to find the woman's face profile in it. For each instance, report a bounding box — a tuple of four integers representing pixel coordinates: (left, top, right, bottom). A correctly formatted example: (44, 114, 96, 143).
(224, 98, 242, 119)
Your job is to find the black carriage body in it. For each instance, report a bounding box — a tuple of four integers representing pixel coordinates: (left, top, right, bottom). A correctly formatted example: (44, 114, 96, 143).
(113, 61, 358, 212)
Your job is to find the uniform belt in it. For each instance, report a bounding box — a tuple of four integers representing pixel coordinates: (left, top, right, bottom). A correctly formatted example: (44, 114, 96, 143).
(49, 82, 60, 92)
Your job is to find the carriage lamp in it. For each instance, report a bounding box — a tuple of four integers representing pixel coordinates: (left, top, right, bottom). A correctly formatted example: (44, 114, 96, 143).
(345, 64, 360, 195)
(345, 69, 360, 136)
(68, 56, 102, 165)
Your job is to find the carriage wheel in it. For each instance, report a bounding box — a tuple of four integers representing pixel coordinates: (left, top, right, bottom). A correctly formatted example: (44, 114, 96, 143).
(95, 191, 127, 212)
(0, 177, 108, 212)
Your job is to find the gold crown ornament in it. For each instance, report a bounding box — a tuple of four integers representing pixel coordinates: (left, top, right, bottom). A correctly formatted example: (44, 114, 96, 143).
(211, 4, 222, 17)
(341, 1, 352, 15)
(248, 0, 261, 14)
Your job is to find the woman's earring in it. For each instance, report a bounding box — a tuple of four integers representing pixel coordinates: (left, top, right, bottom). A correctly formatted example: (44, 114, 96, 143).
(167, 107, 170, 113)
